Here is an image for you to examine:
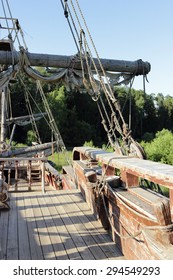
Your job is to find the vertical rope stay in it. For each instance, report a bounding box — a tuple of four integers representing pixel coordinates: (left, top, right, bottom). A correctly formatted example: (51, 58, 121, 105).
(1, 0, 10, 32)
(20, 77, 42, 144)
(65, 0, 130, 151)
(0, 0, 28, 50)
(36, 80, 71, 165)
(60, 0, 80, 52)
(128, 77, 135, 130)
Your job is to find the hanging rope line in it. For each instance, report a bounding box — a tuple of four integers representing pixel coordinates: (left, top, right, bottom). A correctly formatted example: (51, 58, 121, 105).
(0, 0, 147, 159)
(36, 80, 71, 164)
(61, 1, 127, 153)
(19, 76, 42, 144)
(60, 0, 80, 52)
(0, 1, 71, 162)
(9, 71, 71, 164)
(60, 0, 146, 158)
(0, 0, 28, 49)
(1, 0, 10, 33)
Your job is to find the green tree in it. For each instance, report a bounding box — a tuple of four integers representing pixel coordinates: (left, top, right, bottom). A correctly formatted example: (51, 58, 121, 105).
(141, 129, 173, 164)
(155, 93, 169, 131)
(8, 71, 173, 152)
(38, 86, 68, 143)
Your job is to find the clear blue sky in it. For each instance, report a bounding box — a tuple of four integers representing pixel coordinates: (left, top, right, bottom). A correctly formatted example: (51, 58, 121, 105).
(1, 0, 173, 96)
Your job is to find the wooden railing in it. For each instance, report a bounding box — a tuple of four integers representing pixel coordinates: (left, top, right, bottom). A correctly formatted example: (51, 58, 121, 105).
(71, 146, 173, 259)
(72, 147, 173, 218)
(0, 157, 47, 193)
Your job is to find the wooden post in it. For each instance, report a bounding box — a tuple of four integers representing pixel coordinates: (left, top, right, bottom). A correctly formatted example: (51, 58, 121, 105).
(9, 123, 16, 146)
(169, 189, 173, 219)
(41, 160, 45, 194)
(28, 160, 31, 191)
(102, 163, 115, 176)
(0, 161, 4, 176)
(153, 198, 173, 245)
(8, 169, 11, 189)
(0, 87, 7, 149)
(121, 170, 139, 188)
(15, 160, 18, 191)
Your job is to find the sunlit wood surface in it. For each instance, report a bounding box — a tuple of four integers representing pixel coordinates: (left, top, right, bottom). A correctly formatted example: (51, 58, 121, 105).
(0, 188, 124, 260)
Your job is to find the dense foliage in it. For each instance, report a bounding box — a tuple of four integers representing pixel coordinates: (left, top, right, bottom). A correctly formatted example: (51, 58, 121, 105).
(141, 129, 173, 164)
(8, 72, 173, 164)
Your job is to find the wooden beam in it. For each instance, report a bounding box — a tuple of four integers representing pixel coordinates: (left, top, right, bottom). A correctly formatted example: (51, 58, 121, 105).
(0, 142, 56, 158)
(41, 160, 45, 194)
(0, 50, 151, 74)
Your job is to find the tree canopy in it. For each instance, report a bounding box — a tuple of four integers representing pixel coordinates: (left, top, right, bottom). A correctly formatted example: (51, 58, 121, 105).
(8, 72, 173, 159)
(141, 129, 173, 164)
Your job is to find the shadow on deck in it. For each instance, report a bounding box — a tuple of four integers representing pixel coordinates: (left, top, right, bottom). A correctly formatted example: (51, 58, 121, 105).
(0, 188, 124, 260)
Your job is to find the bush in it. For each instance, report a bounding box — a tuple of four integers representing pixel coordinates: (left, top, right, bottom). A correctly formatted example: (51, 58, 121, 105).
(83, 140, 95, 147)
(26, 130, 37, 145)
(141, 129, 173, 164)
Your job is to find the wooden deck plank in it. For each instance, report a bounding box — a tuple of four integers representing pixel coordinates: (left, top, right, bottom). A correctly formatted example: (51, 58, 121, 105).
(30, 194, 56, 260)
(36, 194, 69, 260)
(23, 192, 44, 260)
(6, 193, 18, 259)
(55, 190, 112, 259)
(42, 193, 80, 260)
(54, 191, 96, 259)
(58, 189, 124, 259)
(16, 192, 31, 259)
(47, 193, 85, 260)
(0, 205, 9, 259)
(63, 191, 121, 259)
(40, 194, 74, 259)
(0, 188, 124, 260)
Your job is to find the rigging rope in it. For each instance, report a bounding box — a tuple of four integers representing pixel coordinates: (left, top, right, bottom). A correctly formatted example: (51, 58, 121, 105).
(78, 28, 124, 140)
(60, 0, 80, 52)
(12, 71, 71, 165)
(1, 0, 9, 31)
(19, 76, 42, 144)
(61, 0, 146, 158)
(0, 0, 147, 158)
(0, 0, 28, 50)
(36, 80, 71, 165)
(63, 1, 132, 153)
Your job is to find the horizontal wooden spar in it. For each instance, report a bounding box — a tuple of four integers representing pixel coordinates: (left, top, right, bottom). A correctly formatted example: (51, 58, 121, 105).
(6, 112, 47, 125)
(0, 141, 57, 157)
(0, 156, 47, 162)
(0, 50, 151, 75)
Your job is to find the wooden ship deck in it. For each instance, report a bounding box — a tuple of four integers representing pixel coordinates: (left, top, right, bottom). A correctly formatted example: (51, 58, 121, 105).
(0, 3, 172, 261)
(0, 185, 124, 260)
(1, 148, 173, 260)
